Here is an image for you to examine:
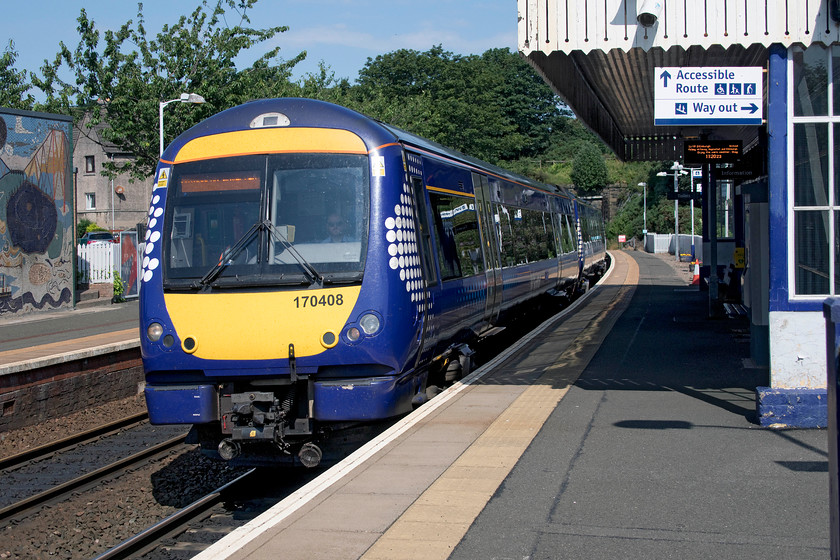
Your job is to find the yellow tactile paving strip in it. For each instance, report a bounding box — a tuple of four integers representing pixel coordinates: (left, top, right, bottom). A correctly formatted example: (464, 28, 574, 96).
(361, 251, 639, 560)
(0, 329, 140, 373)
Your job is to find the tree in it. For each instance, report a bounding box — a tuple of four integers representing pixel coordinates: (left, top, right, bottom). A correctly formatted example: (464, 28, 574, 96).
(0, 41, 34, 110)
(31, 0, 304, 181)
(570, 142, 608, 193)
(348, 46, 568, 163)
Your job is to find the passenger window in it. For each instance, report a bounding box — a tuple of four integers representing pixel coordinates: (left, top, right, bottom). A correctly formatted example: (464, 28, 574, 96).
(428, 192, 484, 280)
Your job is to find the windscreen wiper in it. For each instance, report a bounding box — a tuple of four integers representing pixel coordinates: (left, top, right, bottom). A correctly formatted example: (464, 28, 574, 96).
(265, 221, 324, 285)
(198, 220, 262, 286)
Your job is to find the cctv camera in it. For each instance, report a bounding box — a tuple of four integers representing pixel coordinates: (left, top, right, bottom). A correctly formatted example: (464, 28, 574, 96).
(637, 0, 663, 27)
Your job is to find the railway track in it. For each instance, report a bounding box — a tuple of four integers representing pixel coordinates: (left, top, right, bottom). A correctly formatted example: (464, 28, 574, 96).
(0, 412, 148, 471)
(0, 414, 189, 525)
(94, 468, 258, 560)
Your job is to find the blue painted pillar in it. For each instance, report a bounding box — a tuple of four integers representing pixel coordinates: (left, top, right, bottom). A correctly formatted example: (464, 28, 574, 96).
(824, 298, 840, 559)
(767, 44, 789, 311)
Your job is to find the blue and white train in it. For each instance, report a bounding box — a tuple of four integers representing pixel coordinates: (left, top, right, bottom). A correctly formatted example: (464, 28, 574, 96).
(140, 98, 606, 466)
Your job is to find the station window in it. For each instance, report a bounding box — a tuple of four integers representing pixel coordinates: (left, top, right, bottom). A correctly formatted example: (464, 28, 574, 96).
(85, 156, 95, 174)
(789, 45, 840, 296)
(85, 192, 96, 210)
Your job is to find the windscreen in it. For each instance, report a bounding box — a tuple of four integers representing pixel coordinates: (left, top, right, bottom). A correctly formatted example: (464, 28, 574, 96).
(163, 153, 369, 288)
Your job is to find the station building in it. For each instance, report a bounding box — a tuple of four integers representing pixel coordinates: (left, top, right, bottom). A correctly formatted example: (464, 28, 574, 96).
(518, 0, 839, 426)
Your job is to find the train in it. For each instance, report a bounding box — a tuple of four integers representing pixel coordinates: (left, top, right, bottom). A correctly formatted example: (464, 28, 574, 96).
(139, 98, 607, 466)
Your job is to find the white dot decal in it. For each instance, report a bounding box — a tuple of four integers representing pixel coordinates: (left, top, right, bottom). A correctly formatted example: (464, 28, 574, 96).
(384, 182, 426, 314)
(149, 258, 160, 270)
(143, 256, 150, 267)
(145, 243, 154, 255)
(150, 231, 161, 243)
(143, 270, 153, 282)
(152, 195, 160, 204)
(154, 207, 163, 218)
(149, 218, 157, 228)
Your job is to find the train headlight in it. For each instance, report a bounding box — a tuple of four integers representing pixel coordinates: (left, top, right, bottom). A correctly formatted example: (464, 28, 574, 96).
(346, 327, 361, 342)
(147, 322, 164, 342)
(359, 313, 381, 336)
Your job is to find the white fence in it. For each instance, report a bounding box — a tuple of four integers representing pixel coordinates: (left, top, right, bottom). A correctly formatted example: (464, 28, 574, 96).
(77, 243, 117, 283)
(644, 233, 703, 262)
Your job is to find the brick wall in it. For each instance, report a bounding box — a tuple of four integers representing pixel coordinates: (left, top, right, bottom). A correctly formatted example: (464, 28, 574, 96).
(0, 348, 143, 432)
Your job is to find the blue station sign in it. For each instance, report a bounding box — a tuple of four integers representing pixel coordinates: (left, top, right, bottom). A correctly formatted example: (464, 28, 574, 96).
(654, 66, 763, 126)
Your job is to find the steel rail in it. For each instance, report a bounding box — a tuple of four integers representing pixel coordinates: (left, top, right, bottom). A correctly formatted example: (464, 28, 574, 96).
(0, 433, 186, 523)
(93, 468, 257, 560)
(0, 412, 149, 471)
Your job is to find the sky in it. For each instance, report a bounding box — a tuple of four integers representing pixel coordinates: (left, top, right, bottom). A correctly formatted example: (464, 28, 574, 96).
(1, 0, 517, 85)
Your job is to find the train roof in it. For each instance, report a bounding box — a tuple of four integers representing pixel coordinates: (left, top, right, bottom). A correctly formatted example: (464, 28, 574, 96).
(165, 98, 578, 202)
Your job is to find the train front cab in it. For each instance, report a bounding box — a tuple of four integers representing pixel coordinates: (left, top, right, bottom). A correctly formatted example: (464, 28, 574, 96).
(141, 107, 431, 465)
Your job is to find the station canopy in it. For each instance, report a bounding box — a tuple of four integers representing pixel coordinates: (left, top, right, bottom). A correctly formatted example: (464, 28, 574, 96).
(518, 0, 840, 161)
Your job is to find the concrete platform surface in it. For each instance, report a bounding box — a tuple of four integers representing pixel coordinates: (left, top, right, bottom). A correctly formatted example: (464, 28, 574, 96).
(197, 250, 828, 560)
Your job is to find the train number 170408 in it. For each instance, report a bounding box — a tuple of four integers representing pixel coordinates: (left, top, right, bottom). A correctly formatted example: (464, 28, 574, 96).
(294, 294, 345, 308)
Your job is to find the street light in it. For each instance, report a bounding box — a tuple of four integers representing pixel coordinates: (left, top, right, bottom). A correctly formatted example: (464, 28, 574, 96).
(689, 168, 702, 260)
(159, 93, 206, 156)
(657, 161, 688, 262)
(638, 182, 647, 235)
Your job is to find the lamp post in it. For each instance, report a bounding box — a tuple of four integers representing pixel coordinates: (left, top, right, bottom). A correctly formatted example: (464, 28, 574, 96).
(159, 93, 206, 156)
(689, 168, 702, 260)
(657, 162, 687, 262)
(638, 182, 647, 234)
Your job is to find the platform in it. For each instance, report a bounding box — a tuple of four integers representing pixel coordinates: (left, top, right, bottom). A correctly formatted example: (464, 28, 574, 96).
(192, 250, 828, 560)
(0, 300, 139, 371)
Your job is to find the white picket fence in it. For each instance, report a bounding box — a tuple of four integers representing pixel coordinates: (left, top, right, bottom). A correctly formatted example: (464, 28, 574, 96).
(77, 242, 117, 283)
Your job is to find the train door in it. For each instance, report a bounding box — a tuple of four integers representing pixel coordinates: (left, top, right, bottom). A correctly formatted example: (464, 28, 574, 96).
(473, 173, 502, 325)
(573, 201, 585, 284)
(550, 210, 565, 281)
(409, 172, 438, 367)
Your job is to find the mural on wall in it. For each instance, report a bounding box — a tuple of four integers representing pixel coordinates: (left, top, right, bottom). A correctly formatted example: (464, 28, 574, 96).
(0, 110, 74, 316)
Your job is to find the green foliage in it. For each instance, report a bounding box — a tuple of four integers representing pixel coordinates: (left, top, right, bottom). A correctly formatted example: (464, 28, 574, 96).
(31, 0, 304, 180)
(604, 171, 702, 243)
(76, 219, 107, 239)
(345, 46, 566, 163)
(112, 270, 126, 302)
(0, 41, 34, 110)
(570, 142, 609, 193)
(16, 1, 635, 214)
